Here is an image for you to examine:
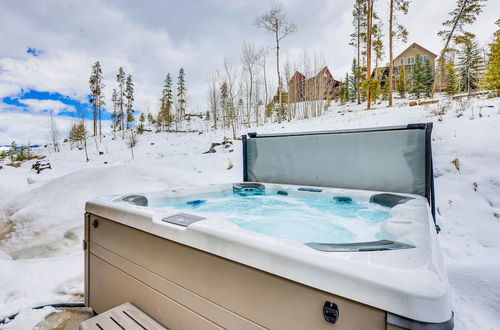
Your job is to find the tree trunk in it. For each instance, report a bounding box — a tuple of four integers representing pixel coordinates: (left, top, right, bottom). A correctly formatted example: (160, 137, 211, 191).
(83, 137, 89, 162)
(275, 30, 282, 122)
(262, 60, 268, 123)
(357, 18, 361, 104)
(366, 0, 373, 110)
(93, 108, 97, 136)
(98, 94, 101, 142)
(248, 70, 253, 127)
(388, 0, 394, 107)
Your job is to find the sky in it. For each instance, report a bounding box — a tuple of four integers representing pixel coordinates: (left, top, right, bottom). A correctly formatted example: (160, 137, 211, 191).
(0, 0, 498, 145)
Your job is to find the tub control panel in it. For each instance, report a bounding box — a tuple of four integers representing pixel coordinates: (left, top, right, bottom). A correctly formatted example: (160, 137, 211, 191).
(162, 213, 205, 227)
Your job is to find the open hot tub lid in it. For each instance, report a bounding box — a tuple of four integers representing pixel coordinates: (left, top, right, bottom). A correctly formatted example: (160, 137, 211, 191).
(242, 123, 437, 228)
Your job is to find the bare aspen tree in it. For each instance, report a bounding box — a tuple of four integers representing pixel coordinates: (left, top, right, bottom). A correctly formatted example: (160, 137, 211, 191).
(254, 76, 261, 126)
(301, 50, 312, 119)
(256, 3, 297, 122)
(388, 0, 410, 107)
(284, 59, 293, 121)
(218, 59, 239, 138)
(207, 70, 219, 129)
(241, 42, 260, 127)
(127, 130, 138, 159)
(48, 110, 60, 152)
(259, 48, 269, 115)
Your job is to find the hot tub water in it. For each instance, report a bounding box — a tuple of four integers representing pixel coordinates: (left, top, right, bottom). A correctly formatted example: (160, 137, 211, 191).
(170, 193, 391, 244)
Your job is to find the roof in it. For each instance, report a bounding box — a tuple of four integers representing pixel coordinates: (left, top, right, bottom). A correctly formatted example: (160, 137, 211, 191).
(395, 42, 437, 60)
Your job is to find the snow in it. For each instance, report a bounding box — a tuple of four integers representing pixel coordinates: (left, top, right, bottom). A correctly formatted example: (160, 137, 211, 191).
(1, 96, 499, 329)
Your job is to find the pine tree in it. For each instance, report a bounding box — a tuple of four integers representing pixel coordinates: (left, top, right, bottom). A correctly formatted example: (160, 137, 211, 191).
(372, 21, 385, 81)
(458, 39, 482, 93)
(423, 58, 435, 96)
(411, 55, 426, 98)
(111, 89, 120, 136)
(89, 61, 105, 138)
(159, 73, 174, 130)
(339, 73, 350, 104)
(445, 62, 460, 95)
(220, 82, 229, 127)
(116, 67, 126, 134)
(9, 141, 17, 154)
(137, 113, 145, 134)
(396, 64, 409, 98)
(177, 68, 186, 119)
(485, 20, 500, 95)
(125, 74, 135, 129)
(349, 59, 359, 102)
(147, 112, 155, 126)
(70, 121, 89, 162)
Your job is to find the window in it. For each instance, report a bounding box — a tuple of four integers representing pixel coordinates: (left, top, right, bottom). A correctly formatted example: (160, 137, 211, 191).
(420, 55, 428, 62)
(400, 58, 403, 65)
(407, 57, 414, 65)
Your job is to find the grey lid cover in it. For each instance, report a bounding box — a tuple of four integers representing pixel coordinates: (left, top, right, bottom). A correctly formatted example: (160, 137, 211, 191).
(243, 124, 433, 202)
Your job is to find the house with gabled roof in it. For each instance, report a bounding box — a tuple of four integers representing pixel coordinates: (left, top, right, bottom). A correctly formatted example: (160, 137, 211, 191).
(393, 42, 437, 68)
(288, 66, 340, 103)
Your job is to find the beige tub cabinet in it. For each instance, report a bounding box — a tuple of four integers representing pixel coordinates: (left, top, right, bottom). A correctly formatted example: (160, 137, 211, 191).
(85, 214, 398, 330)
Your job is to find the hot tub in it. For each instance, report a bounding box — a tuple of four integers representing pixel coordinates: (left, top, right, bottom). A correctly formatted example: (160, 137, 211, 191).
(84, 124, 453, 329)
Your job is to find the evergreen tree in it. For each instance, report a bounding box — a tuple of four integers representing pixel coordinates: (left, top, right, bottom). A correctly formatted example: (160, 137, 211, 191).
(349, 59, 359, 102)
(485, 20, 500, 95)
(410, 55, 426, 98)
(423, 58, 435, 96)
(9, 141, 17, 153)
(445, 62, 460, 95)
(125, 74, 135, 129)
(69, 121, 89, 162)
(137, 113, 145, 134)
(89, 61, 105, 138)
(116, 67, 126, 133)
(458, 39, 482, 93)
(111, 89, 120, 136)
(177, 67, 187, 118)
(146, 112, 155, 126)
(159, 73, 174, 130)
(220, 82, 229, 126)
(339, 73, 350, 104)
(396, 64, 409, 98)
(372, 21, 385, 80)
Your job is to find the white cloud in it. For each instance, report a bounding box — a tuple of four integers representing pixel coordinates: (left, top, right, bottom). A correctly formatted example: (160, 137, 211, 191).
(19, 99, 75, 114)
(0, 0, 498, 144)
(0, 109, 74, 145)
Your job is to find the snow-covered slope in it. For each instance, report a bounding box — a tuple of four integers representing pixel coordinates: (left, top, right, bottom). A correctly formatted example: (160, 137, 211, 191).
(1, 96, 499, 329)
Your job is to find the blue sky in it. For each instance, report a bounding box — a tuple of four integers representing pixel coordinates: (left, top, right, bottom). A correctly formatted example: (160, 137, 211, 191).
(2, 89, 112, 120)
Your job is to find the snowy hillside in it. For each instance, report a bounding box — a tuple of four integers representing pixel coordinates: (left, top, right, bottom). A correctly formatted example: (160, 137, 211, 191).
(1, 97, 499, 329)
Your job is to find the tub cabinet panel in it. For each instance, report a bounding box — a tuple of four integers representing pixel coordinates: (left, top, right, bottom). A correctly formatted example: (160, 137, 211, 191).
(85, 214, 388, 330)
